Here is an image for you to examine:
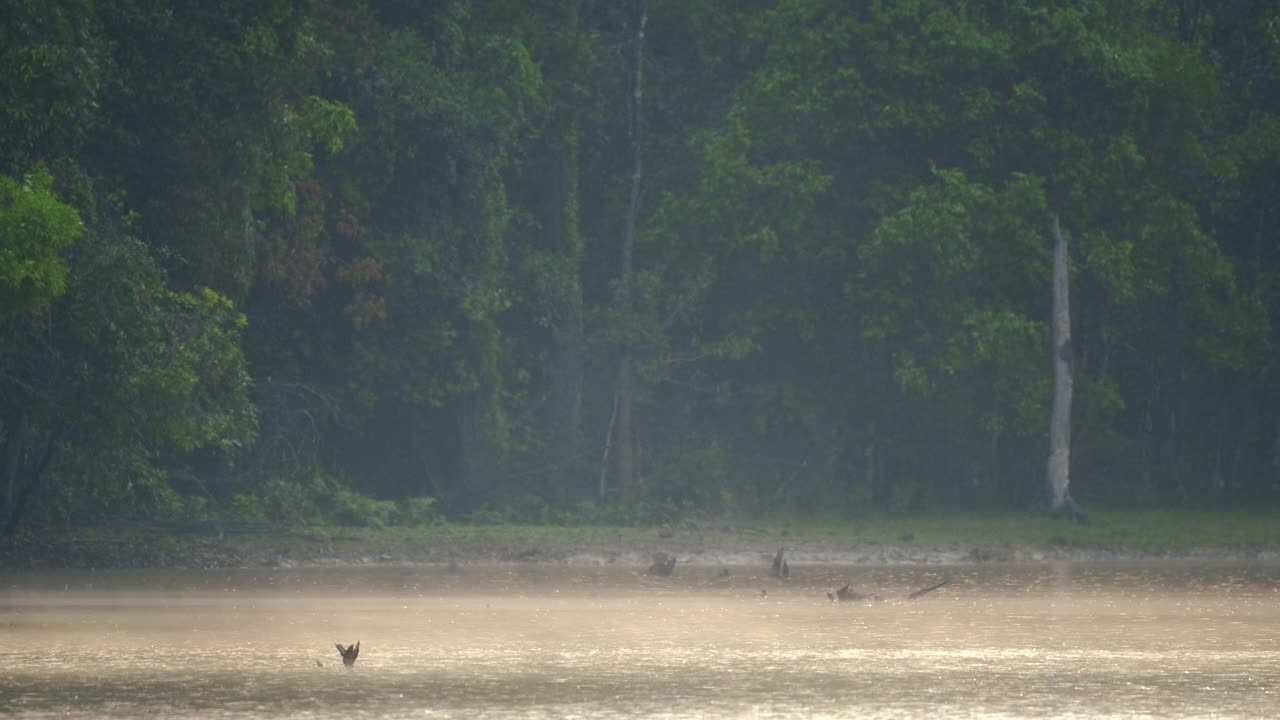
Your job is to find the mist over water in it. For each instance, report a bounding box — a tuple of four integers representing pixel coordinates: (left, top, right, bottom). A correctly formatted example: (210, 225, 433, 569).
(2, 563, 1277, 719)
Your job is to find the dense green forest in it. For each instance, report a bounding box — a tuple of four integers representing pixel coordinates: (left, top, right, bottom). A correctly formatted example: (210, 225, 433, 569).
(3, 0, 1279, 533)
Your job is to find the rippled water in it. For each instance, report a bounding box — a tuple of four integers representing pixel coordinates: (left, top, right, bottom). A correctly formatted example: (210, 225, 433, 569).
(2, 562, 1278, 718)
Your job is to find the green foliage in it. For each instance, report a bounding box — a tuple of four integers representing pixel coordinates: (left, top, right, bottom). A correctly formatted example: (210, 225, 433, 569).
(1, 209, 256, 529)
(646, 434, 735, 514)
(4, 0, 1280, 533)
(139, 288, 257, 452)
(231, 474, 441, 529)
(393, 496, 443, 526)
(0, 168, 82, 318)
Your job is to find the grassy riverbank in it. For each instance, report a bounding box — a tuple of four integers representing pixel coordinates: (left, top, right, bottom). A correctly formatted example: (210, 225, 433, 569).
(2, 509, 1278, 570)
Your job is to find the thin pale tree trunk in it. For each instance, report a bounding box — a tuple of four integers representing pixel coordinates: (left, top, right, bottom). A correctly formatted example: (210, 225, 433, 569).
(610, 1, 646, 500)
(600, 387, 618, 500)
(1046, 214, 1085, 522)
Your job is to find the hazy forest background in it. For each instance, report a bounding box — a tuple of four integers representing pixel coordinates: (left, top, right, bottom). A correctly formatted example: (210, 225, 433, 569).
(4, 0, 1280, 536)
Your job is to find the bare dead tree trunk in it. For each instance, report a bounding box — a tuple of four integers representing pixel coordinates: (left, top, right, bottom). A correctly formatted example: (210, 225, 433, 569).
(1045, 214, 1086, 523)
(610, 1, 646, 500)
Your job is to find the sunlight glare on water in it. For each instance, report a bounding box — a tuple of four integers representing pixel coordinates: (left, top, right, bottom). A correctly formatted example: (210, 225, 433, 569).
(1, 562, 1278, 719)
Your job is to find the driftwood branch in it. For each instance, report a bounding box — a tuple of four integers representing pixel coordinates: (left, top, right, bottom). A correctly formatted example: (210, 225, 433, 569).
(906, 578, 951, 600)
(827, 578, 951, 603)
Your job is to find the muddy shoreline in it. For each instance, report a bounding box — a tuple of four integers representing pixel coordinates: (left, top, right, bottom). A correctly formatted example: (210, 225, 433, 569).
(3, 530, 1277, 571)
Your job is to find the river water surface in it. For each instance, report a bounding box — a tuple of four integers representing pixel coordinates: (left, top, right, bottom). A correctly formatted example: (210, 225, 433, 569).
(2, 562, 1277, 718)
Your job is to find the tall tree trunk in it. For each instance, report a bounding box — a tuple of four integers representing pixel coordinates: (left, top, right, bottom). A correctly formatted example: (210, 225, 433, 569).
(410, 407, 438, 499)
(609, 0, 646, 501)
(4, 427, 61, 536)
(550, 116, 585, 497)
(546, 1, 587, 500)
(455, 387, 495, 511)
(615, 353, 635, 497)
(1045, 214, 1086, 522)
(600, 387, 619, 500)
(3, 408, 28, 510)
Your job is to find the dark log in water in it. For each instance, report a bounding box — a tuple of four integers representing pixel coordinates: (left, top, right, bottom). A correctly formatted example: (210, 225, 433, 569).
(827, 578, 951, 602)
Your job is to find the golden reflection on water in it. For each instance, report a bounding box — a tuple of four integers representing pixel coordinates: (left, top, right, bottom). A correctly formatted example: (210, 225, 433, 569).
(1, 563, 1278, 719)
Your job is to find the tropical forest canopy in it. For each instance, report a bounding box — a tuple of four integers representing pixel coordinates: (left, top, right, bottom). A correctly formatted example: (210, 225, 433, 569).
(3, 0, 1279, 531)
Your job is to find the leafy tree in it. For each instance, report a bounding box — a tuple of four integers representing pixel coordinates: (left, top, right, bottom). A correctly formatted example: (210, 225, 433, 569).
(646, 0, 1275, 512)
(0, 168, 82, 318)
(2, 224, 255, 532)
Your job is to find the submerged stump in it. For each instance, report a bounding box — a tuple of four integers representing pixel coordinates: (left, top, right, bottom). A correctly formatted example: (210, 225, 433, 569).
(770, 548, 790, 579)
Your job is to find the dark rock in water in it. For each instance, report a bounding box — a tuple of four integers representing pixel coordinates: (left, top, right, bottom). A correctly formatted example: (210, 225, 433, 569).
(647, 552, 676, 576)
(336, 641, 360, 667)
